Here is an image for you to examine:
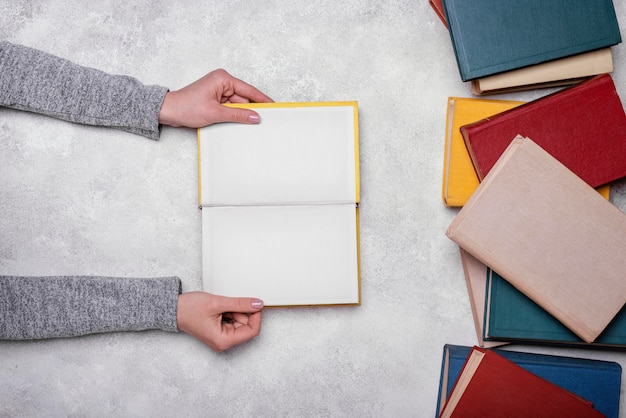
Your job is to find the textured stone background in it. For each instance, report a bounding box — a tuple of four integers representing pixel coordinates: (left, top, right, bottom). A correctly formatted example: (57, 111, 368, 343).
(1, 1, 625, 416)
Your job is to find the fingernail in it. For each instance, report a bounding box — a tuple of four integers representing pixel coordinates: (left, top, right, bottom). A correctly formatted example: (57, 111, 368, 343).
(248, 113, 261, 124)
(251, 298, 264, 309)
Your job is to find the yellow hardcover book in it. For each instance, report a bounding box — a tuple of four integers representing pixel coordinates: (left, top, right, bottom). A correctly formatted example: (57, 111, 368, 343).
(197, 102, 360, 307)
(442, 97, 610, 206)
(442, 97, 524, 207)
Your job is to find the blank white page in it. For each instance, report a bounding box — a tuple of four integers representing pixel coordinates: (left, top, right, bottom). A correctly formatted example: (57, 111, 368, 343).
(202, 204, 360, 306)
(198, 103, 358, 206)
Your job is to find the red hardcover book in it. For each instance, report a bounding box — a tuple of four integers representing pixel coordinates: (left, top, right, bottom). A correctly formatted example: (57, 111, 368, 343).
(461, 74, 626, 187)
(428, 0, 447, 27)
(439, 347, 604, 418)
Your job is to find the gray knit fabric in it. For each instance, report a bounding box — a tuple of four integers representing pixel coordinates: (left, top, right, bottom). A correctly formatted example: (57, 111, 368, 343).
(0, 41, 168, 139)
(0, 43, 181, 340)
(0, 276, 181, 339)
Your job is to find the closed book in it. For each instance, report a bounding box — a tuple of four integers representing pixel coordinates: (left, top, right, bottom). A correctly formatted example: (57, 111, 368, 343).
(430, 3, 614, 94)
(442, 97, 523, 207)
(435, 344, 622, 418)
(446, 136, 626, 343)
(441, 0, 621, 81)
(438, 347, 605, 417)
(470, 48, 614, 96)
(461, 74, 626, 188)
(484, 269, 626, 348)
(442, 97, 609, 207)
(459, 249, 507, 349)
(198, 102, 360, 307)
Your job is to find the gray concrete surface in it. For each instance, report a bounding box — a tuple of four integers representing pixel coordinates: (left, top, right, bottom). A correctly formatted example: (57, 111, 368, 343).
(1, 1, 625, 416)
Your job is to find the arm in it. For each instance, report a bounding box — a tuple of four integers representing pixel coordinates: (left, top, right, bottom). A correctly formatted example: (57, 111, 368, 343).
(0, 276, 180, 338)
(0, 42, 273, 139)
(0, 41, 167, 139)
(0, 276, 263, 351)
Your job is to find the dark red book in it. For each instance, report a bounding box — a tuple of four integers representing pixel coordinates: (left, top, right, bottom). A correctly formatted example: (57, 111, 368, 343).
(460, 74, 626, 187)
(439, 347, 604, 417)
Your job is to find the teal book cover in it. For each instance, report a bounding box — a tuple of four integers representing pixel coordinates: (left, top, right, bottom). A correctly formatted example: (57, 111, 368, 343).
(484, 269, 626, 347)
(435, 344, 622, 418)
(442, 0, 622, 81)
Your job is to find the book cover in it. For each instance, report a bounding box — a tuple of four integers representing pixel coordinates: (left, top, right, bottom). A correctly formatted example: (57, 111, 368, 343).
(438, 347, 605, 417)
(471, 48, 614, 95)
(484, 269, 626, 348)
(441, 0, 621, 81)
(458, 249, 507, 348)
(197, 102, 360, 307)
(428, 5, 614, 95)
(461, 74, 626, 188)
(446, 136, 626, 343)
(435, 345, 621, 418)
(442, 97, 523, 207)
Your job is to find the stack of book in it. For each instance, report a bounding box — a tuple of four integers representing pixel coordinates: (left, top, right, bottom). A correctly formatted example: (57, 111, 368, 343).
(432, 1, 626, 414)
(435, 345, 622, 417)
(430, 0, 621, 95)
(439, 134, 626, 415)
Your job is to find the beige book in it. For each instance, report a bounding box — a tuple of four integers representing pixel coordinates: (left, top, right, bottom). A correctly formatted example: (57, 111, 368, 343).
(471, 48, 613, 95)
(459, 248, 507, 348)
(446, 136, 626, 343)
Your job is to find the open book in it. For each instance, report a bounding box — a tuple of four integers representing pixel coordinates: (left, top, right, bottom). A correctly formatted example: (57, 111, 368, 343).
(197, 102, 360, 307)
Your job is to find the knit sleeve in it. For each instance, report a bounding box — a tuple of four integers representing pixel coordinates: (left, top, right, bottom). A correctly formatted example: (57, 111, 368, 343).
(0, 41, 168, 140)
(0, 276, 182, 340)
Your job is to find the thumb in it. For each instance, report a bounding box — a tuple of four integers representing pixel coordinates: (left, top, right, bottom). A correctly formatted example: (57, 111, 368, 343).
(219, 107, 261, 124)
(215, 295, 264, 313)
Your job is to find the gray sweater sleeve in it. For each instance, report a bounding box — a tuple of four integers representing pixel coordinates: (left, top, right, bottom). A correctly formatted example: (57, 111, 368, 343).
(0, 41, 168, 140)
(0, 276, 181, 340)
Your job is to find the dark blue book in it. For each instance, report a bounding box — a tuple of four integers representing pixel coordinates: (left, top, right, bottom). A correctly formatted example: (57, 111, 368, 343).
(435, 344, 622, 418)
(441, 0, 622, 81)
(484, 269, 626, 347)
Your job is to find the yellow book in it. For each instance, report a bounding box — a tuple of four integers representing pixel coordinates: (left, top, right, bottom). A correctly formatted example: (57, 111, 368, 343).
(442, 97, 610, 206)
(442, 97, 524, 207)
(197, 102, 360, 307)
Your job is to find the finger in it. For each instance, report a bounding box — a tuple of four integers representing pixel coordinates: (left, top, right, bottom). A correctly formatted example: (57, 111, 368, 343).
(229, 77, 274, 103)
(213, 295, 264, 314)
(231, 312, 250, 326)
(215, 106, 262, 124)
(228, 94, 251, 104)
(225, 311, 262, 345)
(213, 310, 262, 351)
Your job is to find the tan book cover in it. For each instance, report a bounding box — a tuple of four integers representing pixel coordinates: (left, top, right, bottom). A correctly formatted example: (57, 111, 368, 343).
(471, 48, 613, 95)
(446, 136, 626, 343)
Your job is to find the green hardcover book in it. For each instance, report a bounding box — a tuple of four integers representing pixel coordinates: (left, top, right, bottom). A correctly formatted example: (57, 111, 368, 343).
(484, 269, 626, 347)
(441, 0, 622, 81)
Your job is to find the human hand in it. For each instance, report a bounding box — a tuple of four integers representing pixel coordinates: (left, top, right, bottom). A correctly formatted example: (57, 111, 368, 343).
(176, 292, 263, 352)
(158, 69, 273, 128)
